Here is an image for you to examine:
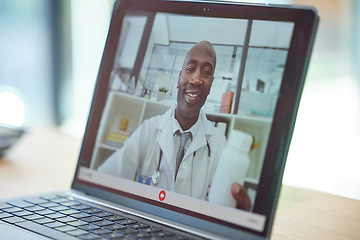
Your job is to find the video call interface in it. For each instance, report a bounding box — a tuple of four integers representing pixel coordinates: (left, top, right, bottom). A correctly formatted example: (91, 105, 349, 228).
(78, 10, 295, 232)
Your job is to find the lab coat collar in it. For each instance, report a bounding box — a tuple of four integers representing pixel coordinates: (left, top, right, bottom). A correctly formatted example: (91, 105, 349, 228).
(156, 106, 175, 133)
(155, 106, 217, 136)
(170, 109, 200, 141)
(156, 106, 217, 160)
(185, 110, 216, 158)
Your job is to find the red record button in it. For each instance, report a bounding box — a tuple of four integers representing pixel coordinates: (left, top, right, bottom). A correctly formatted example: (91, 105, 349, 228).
(159, 190, 166, 201)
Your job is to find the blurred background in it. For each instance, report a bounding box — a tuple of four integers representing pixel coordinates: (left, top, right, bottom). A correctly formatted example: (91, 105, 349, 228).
(0, 0, 359, 200)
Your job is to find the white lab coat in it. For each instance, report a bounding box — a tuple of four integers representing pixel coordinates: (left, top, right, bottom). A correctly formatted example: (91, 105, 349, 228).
(98, 107, 227, 200)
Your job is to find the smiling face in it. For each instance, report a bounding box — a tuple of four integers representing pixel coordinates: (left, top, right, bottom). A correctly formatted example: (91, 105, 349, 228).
(175, 41, 216, 130)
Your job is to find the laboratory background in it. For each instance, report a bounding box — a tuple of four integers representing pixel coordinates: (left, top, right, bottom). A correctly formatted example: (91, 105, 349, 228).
(0, 0, 359, 201)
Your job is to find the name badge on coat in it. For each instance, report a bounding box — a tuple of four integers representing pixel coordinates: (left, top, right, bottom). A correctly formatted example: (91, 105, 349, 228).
(137, 175, 151, 185)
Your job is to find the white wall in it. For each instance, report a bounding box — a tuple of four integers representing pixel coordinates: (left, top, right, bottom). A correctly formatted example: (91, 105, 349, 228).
(62, 0, 113, 134)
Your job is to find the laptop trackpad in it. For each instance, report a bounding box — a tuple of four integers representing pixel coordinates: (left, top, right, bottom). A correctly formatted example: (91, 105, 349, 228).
(0, 223, 48, 239)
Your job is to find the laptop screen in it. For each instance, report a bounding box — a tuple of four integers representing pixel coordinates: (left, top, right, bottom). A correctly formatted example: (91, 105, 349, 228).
(73, 0, 318, 238)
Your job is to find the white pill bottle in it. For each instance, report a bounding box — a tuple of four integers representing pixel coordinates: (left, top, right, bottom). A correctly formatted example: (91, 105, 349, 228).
(208, 130, 252, 208)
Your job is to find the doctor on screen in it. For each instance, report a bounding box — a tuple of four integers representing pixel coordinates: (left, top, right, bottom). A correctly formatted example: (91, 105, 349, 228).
(98, 41, 251, 211)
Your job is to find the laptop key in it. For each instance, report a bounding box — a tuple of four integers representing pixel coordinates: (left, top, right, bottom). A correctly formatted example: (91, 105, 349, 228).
(67, 229, 89, 237)
(0, 202, 12, 209)
(78, 233, 101, 239)
(0, 212, 12, 219)
(61, 201, 82, 207)
(116, 227, 138, 235)
(57, 216, 78, 223)
(50, 197, 70, 203)
(70, 212, 91, 219)
(58, 194, 73, 199)
(61, 209, 80, 215)
(50, 205, 70, 211)
(2, 216, 26, 224)
(104, 223, 126, 230)
(44, 221, 66, 228)
(90, 228, 113, 235)
(22, 214, 44, 221)
(33, 217, 55, 224)
(72, 204, 92, 210)
(82, 216, 103, 222)
(12, 210, 33, 217)
(128, 231, 152, 239)
(55, 225, 77, 232)
(129, 222, 149, 229)
(67, 220, 89, 227)
(153, 230, 175, 238)
(140, 226, 162, 233)
(116, 218, 137, 225)
(102, 232, 125, 239)
(79, 224, 101, 231)
(25, 205, 45, 212)
(2, 207, 23, 213)
(94, 211, 113, 217)
(92, 219, 113, 227)
(36, 209, 56, 215)
(15, 221, 79, 240)
(24, 197, 49, 205)
(104, 214, 126, 221)
(46, 212, 67, 219)
(41, 194, 62, 200)
(84, 207, 102, 214)
(7, 200, 34, 208)
(39, 202, 60, 208)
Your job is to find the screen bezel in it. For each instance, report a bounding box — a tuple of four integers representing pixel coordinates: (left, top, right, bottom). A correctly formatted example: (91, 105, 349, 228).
(72, 0, 318, 238)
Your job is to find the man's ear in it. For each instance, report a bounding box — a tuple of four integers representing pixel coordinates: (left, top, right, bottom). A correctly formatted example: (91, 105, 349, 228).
(177, 71, 182, 87)
(209, 76, 214, 87)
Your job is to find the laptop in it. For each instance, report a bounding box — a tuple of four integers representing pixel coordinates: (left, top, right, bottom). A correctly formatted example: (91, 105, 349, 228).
(0, 0, 318, 239)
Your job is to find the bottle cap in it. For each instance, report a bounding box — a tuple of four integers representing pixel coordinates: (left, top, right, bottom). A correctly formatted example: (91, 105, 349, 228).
(228, 130, 252, 152)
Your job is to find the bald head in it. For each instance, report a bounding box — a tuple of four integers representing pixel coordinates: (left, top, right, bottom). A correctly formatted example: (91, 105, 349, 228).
(184, 41, 216, 70)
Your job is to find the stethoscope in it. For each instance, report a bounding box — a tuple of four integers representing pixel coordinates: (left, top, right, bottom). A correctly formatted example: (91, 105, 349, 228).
(151, 141, 211, 186)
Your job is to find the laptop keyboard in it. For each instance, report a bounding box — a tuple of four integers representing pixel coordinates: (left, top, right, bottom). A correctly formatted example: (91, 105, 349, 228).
(0, 194, 202, 239)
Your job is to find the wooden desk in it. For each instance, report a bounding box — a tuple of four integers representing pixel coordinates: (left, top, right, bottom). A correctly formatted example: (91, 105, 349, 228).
(272, 185, 360, 240)
(1, 129, 359, 240)
(0, 128, 81, 199)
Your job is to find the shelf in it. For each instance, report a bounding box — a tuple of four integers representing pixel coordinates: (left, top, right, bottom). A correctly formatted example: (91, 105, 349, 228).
(141, 100, 172, 124)
(99, 143, 120, 152)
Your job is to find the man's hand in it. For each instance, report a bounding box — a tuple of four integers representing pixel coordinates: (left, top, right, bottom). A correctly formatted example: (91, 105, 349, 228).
(231, 183, 251, 211)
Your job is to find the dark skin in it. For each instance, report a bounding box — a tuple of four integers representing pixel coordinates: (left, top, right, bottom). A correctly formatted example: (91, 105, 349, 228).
(174, 41, 251, 211)
(175, 41, 215, 130)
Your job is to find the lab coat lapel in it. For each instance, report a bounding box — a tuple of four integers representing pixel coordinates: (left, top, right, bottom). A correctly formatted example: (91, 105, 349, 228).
(185, 112, 212, 158)
(156, 108, 176, 173)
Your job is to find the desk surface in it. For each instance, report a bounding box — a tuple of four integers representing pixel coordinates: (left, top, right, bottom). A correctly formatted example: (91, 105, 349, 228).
(1, 128, 359, 240)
